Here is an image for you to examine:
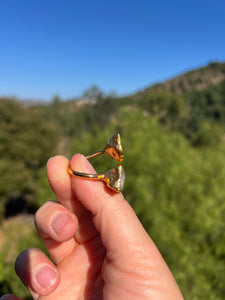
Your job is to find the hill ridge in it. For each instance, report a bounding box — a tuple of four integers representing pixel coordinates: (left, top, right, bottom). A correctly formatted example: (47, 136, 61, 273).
(136, 61, 225, 97)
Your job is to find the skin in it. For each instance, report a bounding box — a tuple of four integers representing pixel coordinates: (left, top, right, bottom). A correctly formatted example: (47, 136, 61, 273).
(0, 154, 184, 300)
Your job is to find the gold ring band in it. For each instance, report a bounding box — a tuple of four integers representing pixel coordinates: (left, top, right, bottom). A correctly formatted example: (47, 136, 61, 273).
(68, 134, 125, 192)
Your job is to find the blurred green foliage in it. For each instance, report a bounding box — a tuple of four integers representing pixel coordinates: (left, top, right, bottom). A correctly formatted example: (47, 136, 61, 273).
(0, 216, 46, 299)
(0, 99, 58, 219)
(71, 108, 225, 299)
(1, 78, 225, 299)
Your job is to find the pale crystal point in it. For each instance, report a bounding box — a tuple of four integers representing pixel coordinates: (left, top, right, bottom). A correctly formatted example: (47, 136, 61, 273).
(119, 166, 125, 191)
(103, 164, 125, 192)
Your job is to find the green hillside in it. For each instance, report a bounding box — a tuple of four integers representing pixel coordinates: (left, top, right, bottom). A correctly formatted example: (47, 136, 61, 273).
(1, 62, 225, 299)
(136, 61, 225, 96)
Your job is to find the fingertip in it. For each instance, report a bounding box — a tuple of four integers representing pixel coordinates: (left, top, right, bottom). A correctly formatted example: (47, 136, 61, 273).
(15, 248, 60, 297)
(50, 211, 78, 240)
(69, 152, 125, 208)
(47, 155, 74, 208)
(47, 155, 70, 189)
(47, 155, 69, 177)
(33, 264, 59, 292)
(68, 154, 151, 260)
(69, 153, 96, 174)
(35, 201, 78, 242)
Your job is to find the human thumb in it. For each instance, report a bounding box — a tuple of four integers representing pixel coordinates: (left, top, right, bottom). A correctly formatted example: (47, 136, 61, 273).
(69, 154, 160, 260)
(70, 154, 184, 299)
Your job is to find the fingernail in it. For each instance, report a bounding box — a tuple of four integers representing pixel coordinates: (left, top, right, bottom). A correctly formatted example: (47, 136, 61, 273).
(51, 213, 74, 235)
(35, 265, 58, 290)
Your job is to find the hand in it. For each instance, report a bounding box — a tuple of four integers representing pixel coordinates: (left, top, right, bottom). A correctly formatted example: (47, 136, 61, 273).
(1, 154, 184, 300)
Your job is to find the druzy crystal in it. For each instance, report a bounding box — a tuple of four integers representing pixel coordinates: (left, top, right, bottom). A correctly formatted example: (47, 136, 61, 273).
(119, 166, 125, 191)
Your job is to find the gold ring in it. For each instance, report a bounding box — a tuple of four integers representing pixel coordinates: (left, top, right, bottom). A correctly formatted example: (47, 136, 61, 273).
(68, 134, 125, 192)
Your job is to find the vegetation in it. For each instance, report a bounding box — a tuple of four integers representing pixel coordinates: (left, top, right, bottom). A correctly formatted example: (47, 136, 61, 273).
(1, 62, 225, 299)
(0, 216, 46, 299)
(72, 110, 225, 300)
(136, 61, 225, 96)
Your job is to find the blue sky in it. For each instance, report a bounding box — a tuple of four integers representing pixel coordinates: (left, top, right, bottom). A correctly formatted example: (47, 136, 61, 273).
(0, 0, 225, 101)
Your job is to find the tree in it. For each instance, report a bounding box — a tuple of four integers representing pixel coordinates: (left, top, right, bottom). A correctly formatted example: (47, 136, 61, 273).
(137, 91, 187, 129)
(83, 85, 103, 99)
(0, 99, 58, 220)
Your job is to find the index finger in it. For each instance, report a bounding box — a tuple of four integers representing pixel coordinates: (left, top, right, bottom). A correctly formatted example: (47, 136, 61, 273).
(47, 155, 84, 216)
(47, 155, 98, 243)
